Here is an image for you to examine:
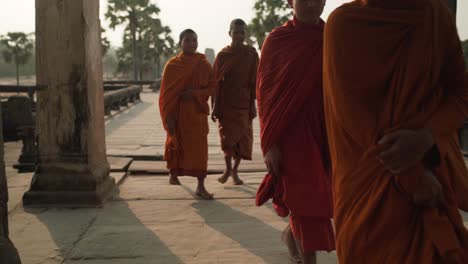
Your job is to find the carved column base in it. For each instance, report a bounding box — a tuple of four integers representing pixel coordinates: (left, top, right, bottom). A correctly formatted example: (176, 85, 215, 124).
(22, 161, 115, 207)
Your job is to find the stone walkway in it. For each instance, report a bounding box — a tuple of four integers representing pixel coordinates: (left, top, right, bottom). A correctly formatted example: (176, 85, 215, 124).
(105, 92, 265, 173)
(6, 92, 468, 263)
(5, 92, 338, 263)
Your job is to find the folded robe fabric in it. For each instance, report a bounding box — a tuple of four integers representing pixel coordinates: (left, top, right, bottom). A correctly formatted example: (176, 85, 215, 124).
(257, 17, 333, 219)
(213, 45, 258, 160)
(324, 0, 468, 262)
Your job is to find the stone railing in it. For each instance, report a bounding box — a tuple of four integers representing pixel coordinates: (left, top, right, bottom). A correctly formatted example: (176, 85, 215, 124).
(103, 85, 142, 116)
(1, 96, 36, 172)
(0, 85, 37, 100)
(1, 85, 142, 173)
(103, 79, 161, 92)
(0, 84, 135, 100)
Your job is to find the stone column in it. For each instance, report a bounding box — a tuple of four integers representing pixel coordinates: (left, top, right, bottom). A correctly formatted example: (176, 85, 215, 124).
(0, 104, 22, 263)
(23, 0, 115, 207)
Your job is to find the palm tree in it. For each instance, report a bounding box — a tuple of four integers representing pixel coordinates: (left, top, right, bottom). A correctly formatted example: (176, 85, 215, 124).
(0, 32, 34, 86)
(248, 0, 292, 49)
(105, 0, 161, 80)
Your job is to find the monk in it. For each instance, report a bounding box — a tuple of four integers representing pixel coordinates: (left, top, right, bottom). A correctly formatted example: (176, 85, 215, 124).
(324, 0, 468, 263)
(159, 29, 216, 199)
(256, 0, 334, 263)
(212, 18, 259, 185)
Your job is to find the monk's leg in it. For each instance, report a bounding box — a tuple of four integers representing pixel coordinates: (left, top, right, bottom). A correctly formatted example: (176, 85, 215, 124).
(169, 171, 181, 185)
(232, 157, 244, 185)
(294, 235, 316, 264)
(218, 155, 232, 184)
(302, 252, 317, 264)
(196, 177, 214, 200)
(282, 224, 303, 263)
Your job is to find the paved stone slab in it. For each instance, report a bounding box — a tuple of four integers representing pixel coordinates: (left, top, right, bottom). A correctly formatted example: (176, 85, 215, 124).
(7, 172, 33, 214)
(108, 157, 133, 172)
(8, 173, 338, 264)
(110, 172, 127, 185)
(128, 161, 266, 175)
(104, 93, 263, 161)
(117, 174, 263, 201)
(10, 208, 99, 264)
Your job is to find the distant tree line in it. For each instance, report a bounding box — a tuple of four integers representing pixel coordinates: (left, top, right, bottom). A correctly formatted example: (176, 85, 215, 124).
(105, 0, 177, 80)
(1, 0, 467, 82)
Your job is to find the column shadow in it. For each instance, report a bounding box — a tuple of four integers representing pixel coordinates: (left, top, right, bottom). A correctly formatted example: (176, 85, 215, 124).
(21, 190, 185, 264)
(181, 185, 289, 263)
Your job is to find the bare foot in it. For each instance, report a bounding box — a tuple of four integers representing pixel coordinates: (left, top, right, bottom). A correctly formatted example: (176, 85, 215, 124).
(232, 171, 244, 185)
(196, 187, 214, 200)
(282, 225, 303, 263)
(218, 170, 231, 184)
(169, 176, 181, 185)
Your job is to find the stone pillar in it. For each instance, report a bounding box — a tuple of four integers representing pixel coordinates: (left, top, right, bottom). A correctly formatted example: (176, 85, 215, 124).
(0, 104, 22, 263)
(23, 0, 115, 207)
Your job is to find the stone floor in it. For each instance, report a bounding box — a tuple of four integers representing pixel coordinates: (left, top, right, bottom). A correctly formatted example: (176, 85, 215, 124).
(5, 92, 468, 264)
(5, 92, 336, 264)
(104, 92, 261, 160)
(7, 173, 339, 264)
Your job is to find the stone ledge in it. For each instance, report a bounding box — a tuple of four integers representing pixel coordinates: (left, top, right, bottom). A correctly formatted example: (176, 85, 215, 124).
(22, 177, 116, 208)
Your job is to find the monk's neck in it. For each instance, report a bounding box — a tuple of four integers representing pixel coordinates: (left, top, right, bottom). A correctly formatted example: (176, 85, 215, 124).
(182, 51, 197, 56)
(296, 16, 320, 26)
(230, 43, 244, 50)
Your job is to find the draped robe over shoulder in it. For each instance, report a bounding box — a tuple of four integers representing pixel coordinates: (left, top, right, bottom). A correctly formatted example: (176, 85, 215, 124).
(159, 52, 216, 177)
(324, 0, 468, 262)
(213, 45, 259, 159)
(257, 18, 335, 252)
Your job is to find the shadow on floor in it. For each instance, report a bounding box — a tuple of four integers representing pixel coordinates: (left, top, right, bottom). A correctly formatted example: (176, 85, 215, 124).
(181, 185, 288, 263)
(225, 184, 288, 223)
(22, 189, 184, 264)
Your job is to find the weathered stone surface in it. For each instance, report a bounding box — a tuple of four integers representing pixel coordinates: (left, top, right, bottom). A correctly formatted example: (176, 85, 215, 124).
(23, 0, 115, 207)
(128, 160, 266, 175)
(104, 93, 263, 168)
(9, 173, 339, 264)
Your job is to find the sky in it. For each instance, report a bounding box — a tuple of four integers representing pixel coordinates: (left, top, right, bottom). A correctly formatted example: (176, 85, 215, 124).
(0, 0, 467, 53)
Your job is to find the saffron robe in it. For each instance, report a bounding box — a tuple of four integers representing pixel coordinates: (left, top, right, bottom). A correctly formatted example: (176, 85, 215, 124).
(159, 52, 216, 178)
(213, 45, 259, 159)
(324, 0, 468, 262)
(257, 18, 335, 252)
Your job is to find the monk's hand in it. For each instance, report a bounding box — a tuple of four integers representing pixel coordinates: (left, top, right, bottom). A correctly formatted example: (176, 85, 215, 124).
(180, 89, 193, 100)
(412, 168, 443, 208)
(378, 128, 434, 174)
(265, 145, 281, 178)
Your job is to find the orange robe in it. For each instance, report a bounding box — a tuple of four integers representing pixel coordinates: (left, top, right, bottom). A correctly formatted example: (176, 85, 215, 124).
(213, 45, 259, 160)
(324, 0, 468, 263)
(257, 18, 335, 253)
(159, 52, 216, 178)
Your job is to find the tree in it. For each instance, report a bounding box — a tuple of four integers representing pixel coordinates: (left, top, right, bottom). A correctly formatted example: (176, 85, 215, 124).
(101, 27, 111, 56)
(248, 0, 293, 49)
(0, 32, 34, 86)
(105, 0, 161, 80)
